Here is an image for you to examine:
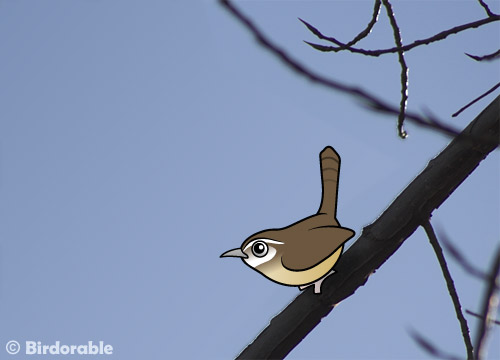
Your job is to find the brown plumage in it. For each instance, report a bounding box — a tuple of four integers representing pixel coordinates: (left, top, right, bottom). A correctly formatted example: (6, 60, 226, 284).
(221, 146, 355, 293)
(241, 214, 354, 271)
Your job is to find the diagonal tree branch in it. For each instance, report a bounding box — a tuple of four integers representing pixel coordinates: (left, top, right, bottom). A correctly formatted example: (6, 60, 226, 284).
(422, 220, 473, 360)
(452, 82, 500, 117)
(235, 95, 499, 359)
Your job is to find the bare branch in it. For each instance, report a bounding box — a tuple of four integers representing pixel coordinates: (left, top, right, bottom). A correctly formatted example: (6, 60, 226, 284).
(466, 49, 500, 61)
(299, 0, 382, 51)
(474, 246, 500, 360)
(422, 221, 473, 360)
(220, 0, 466, 138)
(381, 0, 409, 138)
(409, 330, 463, 360)
(368, 104, 462, 137)
(302, 16, 500, 56)
(345, 0, 381, 47)
(234, 96, 499, 359)
(476, 0, 496, 18)
(439, 232, 489, 281)
(452, 82, 500, 117)
(466, 309, 500, 326)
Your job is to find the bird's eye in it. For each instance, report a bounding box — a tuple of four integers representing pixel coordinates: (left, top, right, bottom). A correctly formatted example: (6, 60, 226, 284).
(252, 241, 268, 258)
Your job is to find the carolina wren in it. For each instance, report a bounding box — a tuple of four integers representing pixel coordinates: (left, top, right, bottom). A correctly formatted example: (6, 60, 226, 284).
(220, 146, 355, 294)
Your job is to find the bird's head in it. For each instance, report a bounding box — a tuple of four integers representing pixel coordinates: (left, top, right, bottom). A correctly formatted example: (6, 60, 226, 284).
(220, 231, 284, 273)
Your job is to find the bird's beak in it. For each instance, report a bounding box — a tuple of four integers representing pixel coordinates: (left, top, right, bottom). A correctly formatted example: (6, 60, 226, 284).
(220, 248, 248, 259)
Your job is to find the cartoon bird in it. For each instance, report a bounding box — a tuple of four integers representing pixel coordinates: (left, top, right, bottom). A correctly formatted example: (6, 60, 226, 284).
(220, 146, 355, 294)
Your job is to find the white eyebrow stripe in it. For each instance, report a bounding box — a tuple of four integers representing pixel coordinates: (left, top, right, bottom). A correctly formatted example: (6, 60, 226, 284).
(243, 238, 284, 251)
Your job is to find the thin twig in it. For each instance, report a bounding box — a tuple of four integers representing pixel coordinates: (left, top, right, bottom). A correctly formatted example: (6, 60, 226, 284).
(466, 49, 500, 61)
(466, 309, 500, 326)
(368, 102, 461, 137)
(302, 16, 500, 55)
(422, 221, 474, 360)
(299, 0, 382, 51)
(219, 0, 466, 139)
(409, 330, 463, 360)
(382, 0, 409, 138)
(344, 0, 381, 47)
(474, 246, 500, 360)
(476, 0, 496, 17)
(452, 82, 500, 117)
(439, 232, 489, 281)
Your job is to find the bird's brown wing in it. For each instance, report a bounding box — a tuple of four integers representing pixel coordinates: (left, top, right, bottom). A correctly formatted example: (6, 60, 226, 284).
(281, 226, 355, 271)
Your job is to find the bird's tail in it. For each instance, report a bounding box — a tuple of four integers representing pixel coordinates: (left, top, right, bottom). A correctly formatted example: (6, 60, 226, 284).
(317, 146, 340, 219)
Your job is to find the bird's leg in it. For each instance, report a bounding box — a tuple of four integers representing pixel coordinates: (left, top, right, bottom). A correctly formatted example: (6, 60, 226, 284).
(298, 269, 336, 294)
(312, 269, 335, 294)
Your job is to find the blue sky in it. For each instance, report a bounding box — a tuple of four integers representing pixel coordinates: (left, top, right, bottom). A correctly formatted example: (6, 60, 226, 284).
(0, 0, 499, 359)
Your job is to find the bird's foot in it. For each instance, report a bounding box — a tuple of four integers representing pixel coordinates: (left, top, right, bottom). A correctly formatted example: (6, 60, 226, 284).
(298, 269, 335, 294)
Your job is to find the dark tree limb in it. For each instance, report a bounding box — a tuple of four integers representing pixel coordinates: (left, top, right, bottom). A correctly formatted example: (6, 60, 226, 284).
(235, 95, 499, 359)
(422, 221, 473, 360)
(452, 82, 500, 117)
(302, 16, 500, 55)
(466, 49, 500, 61)
(474, 246, 500, 360)
(381, 0, 409, 138)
